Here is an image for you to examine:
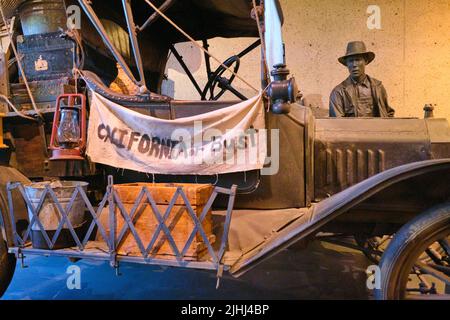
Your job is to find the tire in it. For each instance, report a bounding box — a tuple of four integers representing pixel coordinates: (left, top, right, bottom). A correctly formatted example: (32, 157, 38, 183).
(0, 237, 16, 298)
(375, 203, 450, 300)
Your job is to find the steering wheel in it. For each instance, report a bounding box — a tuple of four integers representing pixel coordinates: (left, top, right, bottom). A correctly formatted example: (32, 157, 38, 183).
(201, 55, 247, 101)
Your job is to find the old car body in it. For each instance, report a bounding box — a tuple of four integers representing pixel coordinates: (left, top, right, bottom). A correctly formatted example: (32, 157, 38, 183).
(0, 0, 449, 299)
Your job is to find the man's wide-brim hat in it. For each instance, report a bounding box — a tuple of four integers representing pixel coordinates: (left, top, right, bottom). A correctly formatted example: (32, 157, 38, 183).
(338, 41, 375, 65)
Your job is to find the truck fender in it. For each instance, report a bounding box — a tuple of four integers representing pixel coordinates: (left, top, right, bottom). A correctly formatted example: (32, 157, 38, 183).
(230, 159, 450, 276)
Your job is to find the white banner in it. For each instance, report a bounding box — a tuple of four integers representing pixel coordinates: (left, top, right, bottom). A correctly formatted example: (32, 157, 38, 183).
(86, 91, 267, 175)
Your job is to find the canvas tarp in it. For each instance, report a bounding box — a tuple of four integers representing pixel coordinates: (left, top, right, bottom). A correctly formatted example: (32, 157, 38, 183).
(86, 91, 267, 175)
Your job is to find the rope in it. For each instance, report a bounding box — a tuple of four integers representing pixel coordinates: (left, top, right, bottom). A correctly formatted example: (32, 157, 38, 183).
(0, 5, 44, 120)
(0, 94, 35, 120)
(143, 0, 259, 94)
(73, 68, 91, 90)
(66, 29, 86, 95)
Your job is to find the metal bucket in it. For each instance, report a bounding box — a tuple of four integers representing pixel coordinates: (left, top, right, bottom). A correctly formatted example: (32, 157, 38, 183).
(18, 0, 67, 36)
(24, 180, 88, 249)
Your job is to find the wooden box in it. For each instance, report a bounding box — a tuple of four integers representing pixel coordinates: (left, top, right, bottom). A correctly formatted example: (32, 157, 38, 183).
(97, 183, 215, 260)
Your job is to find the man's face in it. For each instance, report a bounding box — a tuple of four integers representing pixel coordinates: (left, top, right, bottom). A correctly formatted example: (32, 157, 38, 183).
(345, 55, 367, 80)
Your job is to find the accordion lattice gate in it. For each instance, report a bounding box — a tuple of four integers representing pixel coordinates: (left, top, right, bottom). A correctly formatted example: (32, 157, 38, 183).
(6, 176, 237, 273)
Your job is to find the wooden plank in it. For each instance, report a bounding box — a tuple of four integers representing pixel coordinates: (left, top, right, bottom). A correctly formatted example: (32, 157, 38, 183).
(0, 52, 9, 113)
(114, 183, 213, 206)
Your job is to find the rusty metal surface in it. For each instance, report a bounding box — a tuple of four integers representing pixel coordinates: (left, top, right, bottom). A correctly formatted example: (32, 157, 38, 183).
(230, 159, 450, 276)
(234, 105, 308, 209)
(324, 161, 450, 240)
(18, 0, 66, 36)
(425, 118, 450, 161)
(302, 105, 315, 206)
(16, 32, 74, 81)
(9, 78, 74, 113)
(314, 118, 432, 200)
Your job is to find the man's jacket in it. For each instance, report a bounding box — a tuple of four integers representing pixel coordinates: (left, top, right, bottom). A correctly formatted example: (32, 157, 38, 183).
(329, 75, 395, 117)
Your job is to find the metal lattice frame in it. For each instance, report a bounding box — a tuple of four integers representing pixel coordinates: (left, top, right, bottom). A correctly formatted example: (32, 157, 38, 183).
(6, 176, 237, 273)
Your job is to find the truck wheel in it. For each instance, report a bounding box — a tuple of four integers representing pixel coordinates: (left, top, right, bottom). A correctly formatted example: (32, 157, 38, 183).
(376, 203, 450, 300)
(0, 237, 15, 297)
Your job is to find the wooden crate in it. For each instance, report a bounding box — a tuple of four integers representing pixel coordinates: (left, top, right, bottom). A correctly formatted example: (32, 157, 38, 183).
(97, 183, 215, 260)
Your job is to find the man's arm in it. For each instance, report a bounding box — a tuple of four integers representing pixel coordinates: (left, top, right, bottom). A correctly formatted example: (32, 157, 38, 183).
(380, 85, 395, 117)
(329, 89, 345, 117)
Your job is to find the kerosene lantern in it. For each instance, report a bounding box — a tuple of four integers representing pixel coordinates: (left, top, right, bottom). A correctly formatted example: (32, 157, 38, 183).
(49, 94, 86, 161)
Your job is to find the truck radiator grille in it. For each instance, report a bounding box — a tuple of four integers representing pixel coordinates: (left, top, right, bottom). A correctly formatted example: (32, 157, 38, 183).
(323, 148, 386, 190)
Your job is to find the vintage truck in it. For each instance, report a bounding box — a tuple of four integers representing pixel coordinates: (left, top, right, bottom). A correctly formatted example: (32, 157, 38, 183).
(0, 0, 449, 300)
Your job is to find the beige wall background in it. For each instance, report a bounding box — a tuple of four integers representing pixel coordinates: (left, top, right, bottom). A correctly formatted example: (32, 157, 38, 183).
(165, 0, 450, 119)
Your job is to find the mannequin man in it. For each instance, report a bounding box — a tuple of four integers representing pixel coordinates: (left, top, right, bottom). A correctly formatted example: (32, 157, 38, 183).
(329, 41, 395, 118)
